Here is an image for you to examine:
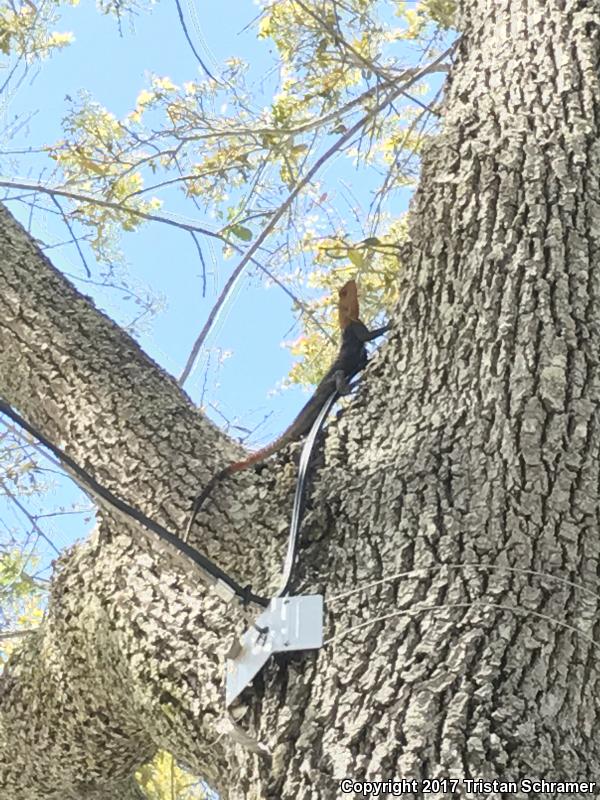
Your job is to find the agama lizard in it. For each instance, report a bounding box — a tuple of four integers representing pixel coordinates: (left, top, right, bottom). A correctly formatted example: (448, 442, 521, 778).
(185, 280, 389, 535)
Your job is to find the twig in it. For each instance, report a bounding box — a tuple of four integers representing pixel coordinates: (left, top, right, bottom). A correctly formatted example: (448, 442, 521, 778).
(0, 480, 60, 555)
(178, 44, 456, 384)
(0, 629, 38, 641)
(191, 231, 207, 297)
(0, 179, 224, 240)
(50, 195, 91, 278)
(294, 0, 441, 117)
(173, 0, 219, 81)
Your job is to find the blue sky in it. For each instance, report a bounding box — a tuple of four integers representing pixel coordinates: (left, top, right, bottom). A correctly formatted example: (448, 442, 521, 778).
(0, 0, 427, 572)
(1, 1, 309, 568)
(6, 0, 299, 427)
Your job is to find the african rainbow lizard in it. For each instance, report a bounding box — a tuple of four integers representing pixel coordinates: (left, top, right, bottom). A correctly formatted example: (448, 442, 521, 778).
(185, 280, 389, 535)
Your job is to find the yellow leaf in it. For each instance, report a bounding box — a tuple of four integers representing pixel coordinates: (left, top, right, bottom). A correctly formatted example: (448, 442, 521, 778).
(136, 89, 154, 107)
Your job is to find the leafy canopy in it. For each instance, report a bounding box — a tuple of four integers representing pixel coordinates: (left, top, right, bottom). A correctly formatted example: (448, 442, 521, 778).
(17, 0, 456, 383)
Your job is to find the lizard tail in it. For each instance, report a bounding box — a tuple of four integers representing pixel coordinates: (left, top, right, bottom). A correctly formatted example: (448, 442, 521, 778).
(184, 438, 288, 537)
(225, 436, 290, 474)
(184, 467, 231, 539)
(186, 398, 320, 535)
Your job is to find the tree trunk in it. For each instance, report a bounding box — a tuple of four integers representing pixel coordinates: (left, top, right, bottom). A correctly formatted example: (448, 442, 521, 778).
(3, 0, 600, 798)
(230, 0, 600, 796)
(0, 204, 296, 798)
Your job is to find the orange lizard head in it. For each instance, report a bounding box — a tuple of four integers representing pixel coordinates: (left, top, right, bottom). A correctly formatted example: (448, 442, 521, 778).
(338, 279, 360, 330)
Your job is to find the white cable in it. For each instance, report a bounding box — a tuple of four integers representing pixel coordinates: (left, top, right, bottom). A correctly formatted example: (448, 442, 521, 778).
(323, 601, 600, 651)
(326, 562, 600, 607)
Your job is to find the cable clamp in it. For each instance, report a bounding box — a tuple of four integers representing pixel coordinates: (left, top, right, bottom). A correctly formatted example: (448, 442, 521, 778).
(225, 594, 323, 706)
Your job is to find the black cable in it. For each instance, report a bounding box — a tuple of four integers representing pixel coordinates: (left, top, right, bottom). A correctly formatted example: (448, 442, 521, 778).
(276, 389, 338, 597)
(0, 398, 268, 608)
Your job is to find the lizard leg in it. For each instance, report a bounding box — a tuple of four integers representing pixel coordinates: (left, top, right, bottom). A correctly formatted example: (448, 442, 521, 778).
(333, 369, 352, 396)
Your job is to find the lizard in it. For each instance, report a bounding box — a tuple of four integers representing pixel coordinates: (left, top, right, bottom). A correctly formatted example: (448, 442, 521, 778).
(184, 279, 389, 537)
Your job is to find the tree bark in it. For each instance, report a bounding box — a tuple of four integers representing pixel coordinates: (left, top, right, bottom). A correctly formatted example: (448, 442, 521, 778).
(0, 204, 295, 798)
(233, 0, 600, 797)
(3, 0, 600, 798)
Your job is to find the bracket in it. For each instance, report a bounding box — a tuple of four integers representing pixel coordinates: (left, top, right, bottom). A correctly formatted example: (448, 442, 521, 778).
(225, 594, 323, 706)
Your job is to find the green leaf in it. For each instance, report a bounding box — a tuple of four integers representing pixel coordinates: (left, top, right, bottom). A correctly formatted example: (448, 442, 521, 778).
(290, 144, 308, 156)
(229, 224, 253, 241)
(348, 248, 367, 269)
(0, 33, 11, 56)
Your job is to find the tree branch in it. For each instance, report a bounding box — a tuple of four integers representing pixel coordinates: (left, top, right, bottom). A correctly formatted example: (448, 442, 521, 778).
(177, 43, 456, 384)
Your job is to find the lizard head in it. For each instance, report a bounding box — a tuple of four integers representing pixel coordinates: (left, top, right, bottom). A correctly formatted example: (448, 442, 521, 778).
(338, 279, 360, 329)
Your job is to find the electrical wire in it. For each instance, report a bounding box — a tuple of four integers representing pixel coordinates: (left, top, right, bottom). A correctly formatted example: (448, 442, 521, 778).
(326, 562, 600, 606)
(276, 389, 338, 597)
(323, 601, 600, 652)
(0, 398, 269, 608)
(1, 388, 341, 610)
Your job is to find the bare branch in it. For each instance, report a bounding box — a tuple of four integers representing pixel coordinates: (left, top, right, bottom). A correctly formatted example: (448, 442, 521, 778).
(173, 0, 219, 82)
(177, 43, 456, 384)
(0, 179, 225, 240)
(50, 195, 91, 278)
(0, 629, 38, 641)
(0, 182, 330, 368)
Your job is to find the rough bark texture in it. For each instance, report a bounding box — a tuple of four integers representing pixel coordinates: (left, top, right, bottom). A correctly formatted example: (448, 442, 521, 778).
(233, 0, 600, 797)
(0, 204, 298, 798)
(3, 0, 600, 797)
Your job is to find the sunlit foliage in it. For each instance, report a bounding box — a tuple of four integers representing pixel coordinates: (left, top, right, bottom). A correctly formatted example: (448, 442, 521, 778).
(136, 750, 213, 800)
(37, 0, 455, 382)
